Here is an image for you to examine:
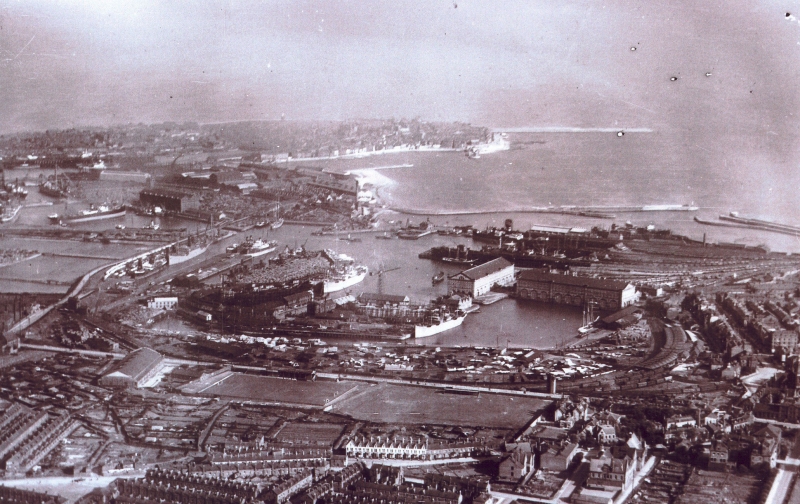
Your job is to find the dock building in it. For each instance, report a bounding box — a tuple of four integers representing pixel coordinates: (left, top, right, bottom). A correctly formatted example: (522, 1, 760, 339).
(516, 271, 637, 310)
(139, 188, 199, 213)
(99, 170, 152, 184)
(447, 257, 515, 298)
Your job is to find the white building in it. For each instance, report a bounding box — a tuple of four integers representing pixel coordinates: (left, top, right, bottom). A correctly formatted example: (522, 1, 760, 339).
(448, 257, 515, 298)
(147, 297, 178, 310)
(346, 436, 479, 460)
(666, 415, 697, 430)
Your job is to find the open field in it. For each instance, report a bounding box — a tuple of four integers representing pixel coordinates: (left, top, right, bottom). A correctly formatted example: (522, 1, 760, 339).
(0, 255, 108, 284)
(199, 374, 359, 406)
(0, 235, 151, 259)
(330, 382, 550, 429)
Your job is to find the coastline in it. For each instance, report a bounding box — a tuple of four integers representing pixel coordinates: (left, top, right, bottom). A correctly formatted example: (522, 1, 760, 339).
(281, 146, 460, 163)
(390, 205, 699, 217)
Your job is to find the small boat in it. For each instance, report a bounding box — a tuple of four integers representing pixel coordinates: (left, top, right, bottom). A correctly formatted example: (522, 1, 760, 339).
(432, 271, 445, 285)
(441, 256, 477, 266)
(116, 224, 126, 230)
(255, 221, 267, 228)
(48, 213, 60, 223)
(270, 218, 284, 230)
(375, 232, 393, 240)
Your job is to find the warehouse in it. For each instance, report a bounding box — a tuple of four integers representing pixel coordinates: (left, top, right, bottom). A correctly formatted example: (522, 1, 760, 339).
(517, 270, 637, 310)
(448, 257, 515, 298)
(99, 170, 152, 184)
(139, 188, 199, 213)
(99, 347, 164, 388)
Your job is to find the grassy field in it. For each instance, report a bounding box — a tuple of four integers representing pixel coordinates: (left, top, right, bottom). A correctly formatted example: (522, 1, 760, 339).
(330, 383, 549, 429)
(277, 422, 345, 444)
(201, 374, 359, 406)
(200, 374, 550, 429)
(0, 255, 108, 283)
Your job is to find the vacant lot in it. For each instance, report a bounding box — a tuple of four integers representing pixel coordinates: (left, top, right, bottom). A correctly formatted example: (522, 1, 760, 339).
(330, 382, 549, 429)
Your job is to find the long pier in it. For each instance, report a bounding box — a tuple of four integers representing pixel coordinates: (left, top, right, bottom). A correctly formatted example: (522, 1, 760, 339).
(392, 204, 698, 217)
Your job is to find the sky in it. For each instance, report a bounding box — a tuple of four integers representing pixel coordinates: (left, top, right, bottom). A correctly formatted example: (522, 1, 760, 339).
(0, 0, 799, 142)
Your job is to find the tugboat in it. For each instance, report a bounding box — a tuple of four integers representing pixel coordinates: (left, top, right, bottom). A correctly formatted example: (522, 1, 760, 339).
(432, 271, 445, 285)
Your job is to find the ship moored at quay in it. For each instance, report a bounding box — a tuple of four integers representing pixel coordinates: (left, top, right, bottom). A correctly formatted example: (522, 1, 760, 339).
(323, 264, 368, 293)
(414, 309, 467, 338)
(62, 204, 126, 224)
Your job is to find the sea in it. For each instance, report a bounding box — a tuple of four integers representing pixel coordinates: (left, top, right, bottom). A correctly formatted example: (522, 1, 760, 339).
(6, 131, 799, 349)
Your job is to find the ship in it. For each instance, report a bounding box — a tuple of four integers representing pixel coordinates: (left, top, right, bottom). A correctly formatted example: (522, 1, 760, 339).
(63, 204, 126, 224)
(375, 232, 394, 240)
(168, 243, 210, 265)
(414, 310, 467, 338)
(38, 179, 69, 199)
(48, 213, 60, 223)
(245, 238, 278, 258)
(323, 264, 368, 293)
(0, 205, 22, 223)
(464, 133, 510, 158)
(255, 221, 267, 228)
(577, 302, 599, 336)
(432, 271, 445, 285)
(441, 256, 478, 266)
(397, 228, 434, 240)
(465, 148, 480, 159)
(269, 199, 284, 229)
(3, 183, 27, 199)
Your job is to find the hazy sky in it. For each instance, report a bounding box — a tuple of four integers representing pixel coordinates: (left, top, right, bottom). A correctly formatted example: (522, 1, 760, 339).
(1, 0, 799, 140)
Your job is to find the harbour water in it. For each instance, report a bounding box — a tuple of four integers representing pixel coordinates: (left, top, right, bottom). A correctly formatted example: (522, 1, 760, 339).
(317, 132, 800, 253)
(5, 130, 799, 348)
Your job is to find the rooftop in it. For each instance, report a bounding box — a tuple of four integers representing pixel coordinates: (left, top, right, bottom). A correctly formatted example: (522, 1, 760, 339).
(451, 257, 513, 281)
(359, 293, 410, 304)
(518, 270, 631, 291)
(140, 188, 194, 199)
(108, 347, 163, 382)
